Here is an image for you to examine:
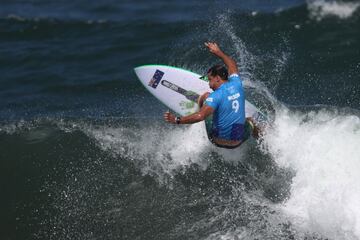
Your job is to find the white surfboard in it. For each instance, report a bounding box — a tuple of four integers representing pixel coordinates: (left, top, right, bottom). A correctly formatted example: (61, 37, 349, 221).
(134, 64, 267, 123)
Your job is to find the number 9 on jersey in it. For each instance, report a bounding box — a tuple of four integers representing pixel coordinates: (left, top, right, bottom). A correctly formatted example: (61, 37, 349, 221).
(232, 100, 239, 113)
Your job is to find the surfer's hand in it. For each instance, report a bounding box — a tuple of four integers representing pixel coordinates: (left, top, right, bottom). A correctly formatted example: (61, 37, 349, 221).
(164, 111, 176, 124)
(205, 42, 222, 55)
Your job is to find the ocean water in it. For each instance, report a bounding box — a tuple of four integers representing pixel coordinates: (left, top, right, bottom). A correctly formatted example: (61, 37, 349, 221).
(1, 0, 360, 239)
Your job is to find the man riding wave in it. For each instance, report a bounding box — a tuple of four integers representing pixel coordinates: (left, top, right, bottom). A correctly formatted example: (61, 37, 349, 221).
(164, 42, 258, 149)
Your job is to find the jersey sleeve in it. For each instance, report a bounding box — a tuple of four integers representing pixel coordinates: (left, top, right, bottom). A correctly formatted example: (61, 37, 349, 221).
(204, 91, 220, 110)
(228, 73, 242, 84)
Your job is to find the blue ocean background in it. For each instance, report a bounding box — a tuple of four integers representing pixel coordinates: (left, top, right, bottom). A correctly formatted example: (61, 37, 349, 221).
(1, 0, 360, 239)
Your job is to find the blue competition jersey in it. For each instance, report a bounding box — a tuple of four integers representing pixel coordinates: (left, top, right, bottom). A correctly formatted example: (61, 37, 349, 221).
(205, 74, 246, 140)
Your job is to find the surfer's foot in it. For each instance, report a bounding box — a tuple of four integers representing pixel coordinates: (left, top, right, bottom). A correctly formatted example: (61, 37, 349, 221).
(252, 125, 261, 139)
(246, 118, 262, 139)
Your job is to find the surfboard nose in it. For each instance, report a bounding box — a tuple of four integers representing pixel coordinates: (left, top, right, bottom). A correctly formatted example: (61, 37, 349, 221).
(133, 66, 144, 78)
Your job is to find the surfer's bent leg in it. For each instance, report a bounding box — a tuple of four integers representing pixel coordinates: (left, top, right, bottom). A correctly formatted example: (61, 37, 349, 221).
(211, 137, 243, 149)
(246, 117, 262, 139)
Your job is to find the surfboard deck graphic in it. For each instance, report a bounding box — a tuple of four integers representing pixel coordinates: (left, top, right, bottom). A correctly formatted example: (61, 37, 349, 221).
(161, 80, 200, 103)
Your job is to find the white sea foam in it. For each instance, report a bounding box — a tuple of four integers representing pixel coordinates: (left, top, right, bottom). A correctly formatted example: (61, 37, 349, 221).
(262, 107, 360, 239)
(308, 0, 360, 21)
(83, 122, 213, 179)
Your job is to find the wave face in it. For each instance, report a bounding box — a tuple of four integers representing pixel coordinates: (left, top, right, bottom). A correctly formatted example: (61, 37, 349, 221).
(1, 0, 360, 239)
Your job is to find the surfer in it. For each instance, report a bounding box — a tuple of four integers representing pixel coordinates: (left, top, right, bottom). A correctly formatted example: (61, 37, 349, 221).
(164, 42, 259, 149)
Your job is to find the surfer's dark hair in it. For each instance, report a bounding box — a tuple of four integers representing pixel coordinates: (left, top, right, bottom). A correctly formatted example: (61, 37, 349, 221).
(207, 64, 228, 80)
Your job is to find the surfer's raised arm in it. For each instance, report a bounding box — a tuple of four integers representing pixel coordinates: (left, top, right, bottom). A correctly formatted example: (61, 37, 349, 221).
(204, 42, 238, 75)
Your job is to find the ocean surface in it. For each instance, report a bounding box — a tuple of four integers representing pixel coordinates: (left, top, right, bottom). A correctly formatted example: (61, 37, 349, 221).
(1, 0, 360, 239)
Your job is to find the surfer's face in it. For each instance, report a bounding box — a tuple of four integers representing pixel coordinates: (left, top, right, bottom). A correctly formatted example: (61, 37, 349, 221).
(208, 74, 220, 90)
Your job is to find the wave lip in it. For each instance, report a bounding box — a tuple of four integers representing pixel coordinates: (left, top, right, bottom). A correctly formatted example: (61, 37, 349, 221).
(308, 0, 360, 20)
